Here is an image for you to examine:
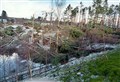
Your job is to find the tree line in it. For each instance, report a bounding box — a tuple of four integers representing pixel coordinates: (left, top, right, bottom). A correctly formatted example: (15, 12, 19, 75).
(51, 0, 120, 28)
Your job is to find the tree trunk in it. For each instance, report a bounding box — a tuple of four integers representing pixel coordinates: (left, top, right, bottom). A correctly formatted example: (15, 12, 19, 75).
(112, 13, 116, 28)
(50, 12, 53, 26)
(108, 15, 111, 27)
(117, 14, 120, 28)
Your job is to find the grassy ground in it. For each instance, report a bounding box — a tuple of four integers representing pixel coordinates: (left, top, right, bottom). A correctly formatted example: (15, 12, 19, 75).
(59, 48, 120, 82)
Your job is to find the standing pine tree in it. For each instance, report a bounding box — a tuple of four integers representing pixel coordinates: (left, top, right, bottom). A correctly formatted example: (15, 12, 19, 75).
(1, 10, 8, 23)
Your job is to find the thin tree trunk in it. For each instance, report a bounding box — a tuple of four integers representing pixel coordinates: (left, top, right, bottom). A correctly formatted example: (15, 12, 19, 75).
(108, 16, 111, 27)
(56, 31, 58, 53)
(117, 15, 120, 28)
(112, 13, 116, 28)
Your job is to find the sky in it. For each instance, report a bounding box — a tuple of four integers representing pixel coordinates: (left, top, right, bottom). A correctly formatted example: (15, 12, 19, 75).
(0, 0, 120, 18)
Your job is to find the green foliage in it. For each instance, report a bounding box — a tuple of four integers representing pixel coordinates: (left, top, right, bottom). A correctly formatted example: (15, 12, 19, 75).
(96, 5, 104, 15)
(89, 76, 104, 82)
(107, 5, 114, 15)
(34, 23, 41, 32)
(59, 49, 120, 82)
(51, 54, 68, 65)
(1, 10, 8, 19)
(75, 51, 88, 58)
(103, 27, 113, 34)
(88, 21, 94, 28)
(112, 32, 120, 36)
(16, 26, 23, 33)
(81, 49, 120, 81)
(59, 40, 72, 53)
(70, 28, 83, 38)
(4, 26, 14, 36)
(71, 7, 79, 17)
(51, 55, 60, 66)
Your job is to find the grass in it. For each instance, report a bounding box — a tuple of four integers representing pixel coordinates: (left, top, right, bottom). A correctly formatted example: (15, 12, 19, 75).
(87, 49, 120, 82)
(59, 48, 120, 82)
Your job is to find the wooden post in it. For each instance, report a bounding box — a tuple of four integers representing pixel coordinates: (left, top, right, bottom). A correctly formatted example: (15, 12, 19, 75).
(3, 55, 6, 82)
(28, 48, 32, 79)
(15, 53, 18, 82)
(45, 51, 47, 76)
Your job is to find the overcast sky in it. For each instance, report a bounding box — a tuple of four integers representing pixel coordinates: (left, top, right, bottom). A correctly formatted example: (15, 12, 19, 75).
(0, 0, 120, 18)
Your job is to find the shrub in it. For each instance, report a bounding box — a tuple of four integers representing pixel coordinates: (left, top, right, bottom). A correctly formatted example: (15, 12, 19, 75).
(103, 27, 113, 34)
(16, 26, 23, 33)
(4, 26, 14, 36)
(112, 32, 120, 36)
(75, 51, 87, 58)
(70, 28, 83, 38)
(51, 55, 60, 66)
(59, 40, 72, 53)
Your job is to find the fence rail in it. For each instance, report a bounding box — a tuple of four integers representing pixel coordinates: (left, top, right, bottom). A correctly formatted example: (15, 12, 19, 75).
(0, 64, 54, 82)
